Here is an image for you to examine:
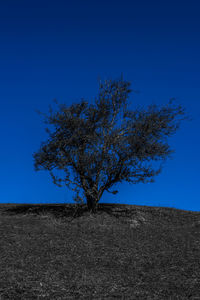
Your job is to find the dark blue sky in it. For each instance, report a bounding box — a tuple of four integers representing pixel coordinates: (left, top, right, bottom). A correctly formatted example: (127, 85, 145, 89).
(0, 0, 199, 211)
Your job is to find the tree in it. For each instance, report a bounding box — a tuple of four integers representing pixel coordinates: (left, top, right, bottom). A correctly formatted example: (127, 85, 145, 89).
(33, 76, 192, 213)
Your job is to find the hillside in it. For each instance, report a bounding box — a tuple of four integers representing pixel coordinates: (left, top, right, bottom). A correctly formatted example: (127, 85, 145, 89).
(0, 202, 199, 299)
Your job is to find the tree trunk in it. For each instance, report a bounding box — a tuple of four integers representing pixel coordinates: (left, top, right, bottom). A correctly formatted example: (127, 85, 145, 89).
(86, 195, 98, 214)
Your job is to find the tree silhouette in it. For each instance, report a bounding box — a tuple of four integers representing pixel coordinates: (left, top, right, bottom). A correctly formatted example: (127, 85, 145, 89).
(33, 76, 192, 213)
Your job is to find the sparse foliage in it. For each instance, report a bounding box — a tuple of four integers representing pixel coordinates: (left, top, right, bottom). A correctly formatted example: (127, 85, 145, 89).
(33, 76, 192, 213)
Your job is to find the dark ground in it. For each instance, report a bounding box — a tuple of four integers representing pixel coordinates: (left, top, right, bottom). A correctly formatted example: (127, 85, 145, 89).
(0, 202, 200, 299)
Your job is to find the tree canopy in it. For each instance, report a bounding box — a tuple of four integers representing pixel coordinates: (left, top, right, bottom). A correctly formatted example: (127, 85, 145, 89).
(33, 77, 192, 213)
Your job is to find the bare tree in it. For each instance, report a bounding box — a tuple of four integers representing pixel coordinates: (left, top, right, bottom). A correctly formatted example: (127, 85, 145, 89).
(33, 76, 192, 213)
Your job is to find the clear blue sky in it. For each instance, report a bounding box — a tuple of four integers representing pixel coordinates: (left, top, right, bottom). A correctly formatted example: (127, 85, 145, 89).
(0, 0, 199, 212)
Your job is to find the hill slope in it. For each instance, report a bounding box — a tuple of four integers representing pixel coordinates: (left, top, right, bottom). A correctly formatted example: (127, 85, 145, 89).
(0, 202, 199, 299)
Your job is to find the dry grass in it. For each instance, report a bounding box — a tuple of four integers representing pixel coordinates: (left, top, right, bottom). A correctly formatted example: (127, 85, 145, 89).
(0, 202, 200, 299)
